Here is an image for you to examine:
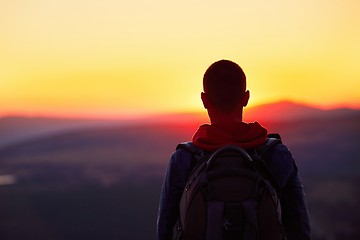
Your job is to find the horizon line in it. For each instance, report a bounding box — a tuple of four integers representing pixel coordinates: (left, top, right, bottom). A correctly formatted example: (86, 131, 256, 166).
(0, 99, 359, 120)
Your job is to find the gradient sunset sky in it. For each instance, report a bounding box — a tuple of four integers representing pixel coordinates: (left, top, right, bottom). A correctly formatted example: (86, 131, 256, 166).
(1, 0, 359, 118)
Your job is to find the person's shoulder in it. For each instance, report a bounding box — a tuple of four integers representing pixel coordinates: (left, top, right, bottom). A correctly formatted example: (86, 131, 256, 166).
(170, 142, 197, 165)
(167, 142, 200, 178)
(266, 141, 297, 187)
(270, 142, 295, 168)
(265, 135, 292, 156)
(273, 142, 292, 155)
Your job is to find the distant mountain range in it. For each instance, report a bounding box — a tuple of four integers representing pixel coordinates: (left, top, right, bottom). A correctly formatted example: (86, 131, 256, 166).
(1, 100, 359, 177)
(1, 101, 359, 184)
(0, 116, 127, 148)
(0, 100, 358, 148)
(243, 100, 359, 122)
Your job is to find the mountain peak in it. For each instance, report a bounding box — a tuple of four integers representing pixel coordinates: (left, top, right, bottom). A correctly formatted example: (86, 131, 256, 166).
(244, 100, 359, 122)
(245, 100, 322, 122)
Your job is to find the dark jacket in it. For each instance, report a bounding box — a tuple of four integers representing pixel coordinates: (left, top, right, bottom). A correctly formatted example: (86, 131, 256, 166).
(157, 142, 310, 240)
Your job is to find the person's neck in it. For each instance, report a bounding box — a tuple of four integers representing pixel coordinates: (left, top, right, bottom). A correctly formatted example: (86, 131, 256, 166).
(208, 108, 244, 124)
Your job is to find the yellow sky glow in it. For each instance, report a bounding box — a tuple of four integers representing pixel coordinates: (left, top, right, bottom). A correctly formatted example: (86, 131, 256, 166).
(1, 0, 359, 118)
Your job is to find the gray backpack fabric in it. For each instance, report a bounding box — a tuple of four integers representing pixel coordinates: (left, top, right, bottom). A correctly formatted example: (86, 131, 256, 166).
(173, 138, 286, 240)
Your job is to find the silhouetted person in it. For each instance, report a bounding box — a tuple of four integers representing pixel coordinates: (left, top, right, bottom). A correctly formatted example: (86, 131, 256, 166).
(157, 60, 310, 240)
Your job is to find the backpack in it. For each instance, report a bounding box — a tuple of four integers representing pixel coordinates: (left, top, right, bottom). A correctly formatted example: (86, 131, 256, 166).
(173, 136, 286, 240)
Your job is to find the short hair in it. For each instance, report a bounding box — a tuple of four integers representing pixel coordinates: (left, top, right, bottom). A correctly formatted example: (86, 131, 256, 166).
(203, 60, 246, 112)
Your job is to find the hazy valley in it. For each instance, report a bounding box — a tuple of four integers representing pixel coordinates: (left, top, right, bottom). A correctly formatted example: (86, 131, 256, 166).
(0, 102, 359, 240)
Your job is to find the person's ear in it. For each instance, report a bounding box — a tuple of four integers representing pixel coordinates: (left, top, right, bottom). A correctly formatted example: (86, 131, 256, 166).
(242, 90, 250, 107)
(201, 92, 209, 109)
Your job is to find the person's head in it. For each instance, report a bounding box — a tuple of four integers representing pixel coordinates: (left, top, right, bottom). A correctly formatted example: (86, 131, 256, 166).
(201, 60, 249, 116)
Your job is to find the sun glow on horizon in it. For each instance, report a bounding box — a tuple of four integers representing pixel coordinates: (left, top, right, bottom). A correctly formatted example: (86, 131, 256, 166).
(1, 0, 359, 118)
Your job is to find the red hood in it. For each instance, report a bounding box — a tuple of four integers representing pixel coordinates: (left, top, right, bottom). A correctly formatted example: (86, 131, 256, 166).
(192, 122, 268, 151)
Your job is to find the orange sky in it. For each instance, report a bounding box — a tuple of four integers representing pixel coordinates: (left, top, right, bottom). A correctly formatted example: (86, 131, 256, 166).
(1, 0, 359, 118)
